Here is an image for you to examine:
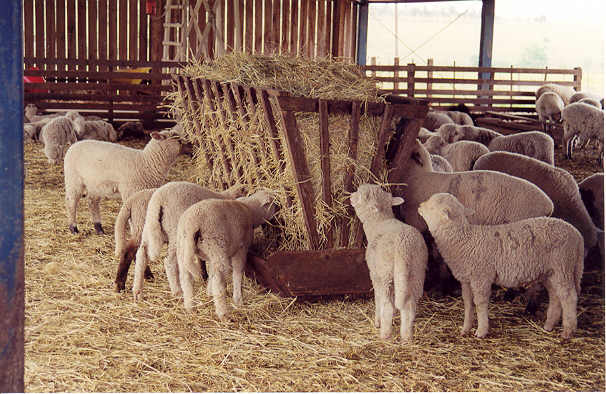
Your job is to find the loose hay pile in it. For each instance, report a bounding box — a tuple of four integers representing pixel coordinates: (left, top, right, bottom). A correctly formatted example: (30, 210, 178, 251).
(24, 140, 605, 392)
(168, 53, 388, 253)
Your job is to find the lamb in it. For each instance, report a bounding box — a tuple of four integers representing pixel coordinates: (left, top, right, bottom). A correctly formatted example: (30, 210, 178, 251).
(578, 173, 604, 230)
(430, 154, 453, 173)
(424, 135, 489, 171)
(577, 97, 602, 109)
(64, 110, 86, 136)
(24, 103, 63, 122)
(418, 192, 583, 339)
(561, 102, 604, 164)
(63, 129, 183, 235)
(423, 111, 454, 131)
(487, 131, 555, 165)
(39, 116, 78, 164)
(570, 91, 602, 106)
(23, 118, 55, 142)
(535, 83, 576, 105)
(350, 184, 427, 341)
(417, 127, 438, 143)
(129, 182, 246, 297)
(173, 190, 278, 319)
(445, 111, 474, 126)
(77, 119, 119, 142)
(535, 92, 564, 132)
(393, 140, 554, 234)
(436, 123, 502, 146)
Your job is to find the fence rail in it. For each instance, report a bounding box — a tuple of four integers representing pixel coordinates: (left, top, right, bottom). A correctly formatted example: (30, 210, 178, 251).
(362, 58, 582, 114)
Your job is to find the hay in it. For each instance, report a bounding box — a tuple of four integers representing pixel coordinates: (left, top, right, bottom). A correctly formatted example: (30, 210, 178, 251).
(167, 53, 389, 254)
(24, 140, 605, 392)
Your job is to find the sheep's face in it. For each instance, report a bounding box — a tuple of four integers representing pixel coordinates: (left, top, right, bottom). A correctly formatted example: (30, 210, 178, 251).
(437, 124, 457, 143)
(247, 189, 279, 226)
(423, 135, 446, 154)
(150, 130, 184, 154)
(350, 184, 403, 220)
(25, 104, 38, 119)
(418, 193, 474, 229)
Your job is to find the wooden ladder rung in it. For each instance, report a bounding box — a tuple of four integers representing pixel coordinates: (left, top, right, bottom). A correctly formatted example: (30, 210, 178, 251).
(162, 41, 181, 46)
(164, 23, 183, 28)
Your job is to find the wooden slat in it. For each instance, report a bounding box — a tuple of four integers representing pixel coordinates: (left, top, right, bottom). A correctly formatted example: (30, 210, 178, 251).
(281, 0, 290, 54)
(298, 0, 307, 56)
(24, 57, 180, 68)
(56, 0, 66, 61)
(67, 0, 76, 69)
(129, 0, 137, 60)
(245, 0, 253, 52)
(24, 0, 34, 59)
(316, 0, 326, 57)
(108, 0, 117, 60)
(318, 99, 334, 249)
(88, 0, 97, 61)
(307, 0, 316, 57)
(34, 0, 45, 58)
(289, 0, 298, 55)
(363, 64, 581, 74)
(258, 89, 286, 174)
(229, 83, 250, 125)
(263, 0, 272, 53)
(276, 107, 320, 250)
(349, 2, 358, 60)
(45, 0, 56, 61)
(339, 100, 361, 248)
(209, 80, 238, 180)
(206, 0, 215, 59)
(369, 103, 393, 177)
(254, 0, 263, 53)
(139, 0, 148, 61)
(237, 0, 245, 51)
(271, 0, 280, 54)
(342, 0, 351, 58)
(373, 75, 577, 87)
(178, 76, 213, 168)
(226, 0, 235, 50)
(23, 81, 172, 92)
(337, 0, 346, 57)
(118, 0, 128, 60)
(77, 0, 87, 66)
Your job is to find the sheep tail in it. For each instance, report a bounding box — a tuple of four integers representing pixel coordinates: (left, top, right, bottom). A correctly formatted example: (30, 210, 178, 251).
(144, 201, 165, 262)
(114, 199, 132, 258)
(177, 223, 203, 280)
(393, 238, 409, 311)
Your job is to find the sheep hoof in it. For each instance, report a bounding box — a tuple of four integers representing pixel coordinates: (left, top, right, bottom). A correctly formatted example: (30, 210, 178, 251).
(144, 267, 154, 280)
(524, 300, 539, 316)
(114, 281, 125, 293)
(94, 222, 104, 235)
(69, 224, 79, 234)
(475, 329, 488, 338)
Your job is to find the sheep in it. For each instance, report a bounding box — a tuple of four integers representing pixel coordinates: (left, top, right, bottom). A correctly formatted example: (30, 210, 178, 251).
(130, 181, 246, 297)
(390, 140, 554, 295)
(423, 111, 454, 131)
(487, 131, 555, 165)
(570, 91, 602, 107)
(39, 116, 78, 164)
(24, 103, 63, 122)
(561, 102, 604, 164)
(578, 173, 604, 230)
(473, 151, 599, 256)
(113, 188, 157, 292)
(77, 119, 119, 142)
(63, 129, 183, 235)
(23, 118, 55, 142)
(535, 92, 564, 132)
(535, 83, 576, 105)
(424, 135, 489, 171)
(350, 184, 427, 341)
(417, 127, 437, 143)
(445, 111, 474, 126)
(64, 110, 86, 136)
(436, 123, 502, 146)
(418, 192, 583, 339)
(173, 190, 278, 319)
(577, 97, 602, 109)
(430, 154, 453, 173)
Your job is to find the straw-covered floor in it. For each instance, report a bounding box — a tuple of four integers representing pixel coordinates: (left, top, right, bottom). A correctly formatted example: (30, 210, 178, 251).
(24, 138, 604, 392)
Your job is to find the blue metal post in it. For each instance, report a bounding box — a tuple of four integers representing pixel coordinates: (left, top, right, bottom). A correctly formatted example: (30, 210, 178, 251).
(478, 0, 495, 93)
(356, 1, 369, 66)
(0, 1, 24, 392)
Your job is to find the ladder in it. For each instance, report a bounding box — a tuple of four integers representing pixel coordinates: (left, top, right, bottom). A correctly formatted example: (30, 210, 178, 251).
(162, 0, 187, 62)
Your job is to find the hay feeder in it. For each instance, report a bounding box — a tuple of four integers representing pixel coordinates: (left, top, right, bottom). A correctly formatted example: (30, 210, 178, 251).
(175, 75, 428, 298)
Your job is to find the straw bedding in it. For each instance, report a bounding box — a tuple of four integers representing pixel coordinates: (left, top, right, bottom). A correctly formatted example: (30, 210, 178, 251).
(24, 138, 604, 392)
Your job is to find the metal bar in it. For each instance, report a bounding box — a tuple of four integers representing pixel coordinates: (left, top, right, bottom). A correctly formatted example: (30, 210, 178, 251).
(478, 0, 495, 95)
(0, 2, 24, 391)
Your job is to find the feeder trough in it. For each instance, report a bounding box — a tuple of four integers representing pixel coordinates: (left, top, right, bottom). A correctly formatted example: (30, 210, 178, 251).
(174, 75, 429, 298)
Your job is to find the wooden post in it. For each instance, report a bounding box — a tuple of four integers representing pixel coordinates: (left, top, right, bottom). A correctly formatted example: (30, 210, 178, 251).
(356, 0, 368, 65)
(394, 57, 399, 93)
(406, 63, 415, 97)
(573, 67, 582, 91)
(318, 99, 333, 248)
(371, 56, 376, 78)
(478, 0, 495, 97)
(0, 2, 25, 391)
(427, 58, 433, 99)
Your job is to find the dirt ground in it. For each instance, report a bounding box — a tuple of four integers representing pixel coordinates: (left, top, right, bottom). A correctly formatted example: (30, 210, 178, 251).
(22, 135, 604, 392)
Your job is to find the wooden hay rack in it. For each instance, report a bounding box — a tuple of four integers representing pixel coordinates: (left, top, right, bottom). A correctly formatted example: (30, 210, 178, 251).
(175, 75, 429, 298)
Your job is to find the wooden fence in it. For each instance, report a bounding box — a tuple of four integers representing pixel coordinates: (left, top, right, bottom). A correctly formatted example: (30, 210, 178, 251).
(363, 58, 583, 114)
(24, 58, 180, 126)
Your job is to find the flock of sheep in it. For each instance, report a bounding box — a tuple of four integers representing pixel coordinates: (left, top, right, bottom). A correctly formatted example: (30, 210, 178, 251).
(23, 81, 603, 342)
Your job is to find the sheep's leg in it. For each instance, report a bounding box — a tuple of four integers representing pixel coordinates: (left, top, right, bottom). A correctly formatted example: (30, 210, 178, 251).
(400, 297, 417, 342)
(65, 183, 81, 233)
(376, 285, 394, 339)
(115, 240, 138, 292)
(558, 285, 578, 339)
(565, 136, 574, 160)
(460, 281, 475, 335)
(209, 260, 231, 321)
(471, 282, 491, 338)
(368, 269, 382, 328)
(87, 197, 104, 234)
(132, 244, 149, 302)
(543, 280, 561, 332)
(164, 242, 182, 297)
(179, 261, 195, 312)
(231, 248, 247, 307)
(524, 283, 543, 316)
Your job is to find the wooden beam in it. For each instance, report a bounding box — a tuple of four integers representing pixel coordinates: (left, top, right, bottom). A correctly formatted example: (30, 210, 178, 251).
(478, 0, 495, 92)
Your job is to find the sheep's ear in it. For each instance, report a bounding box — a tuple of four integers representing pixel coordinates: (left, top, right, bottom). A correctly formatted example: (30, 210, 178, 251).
(391, 196, 404, 206)
(150, 131, 166, 140)
(350, 192, 361, 206)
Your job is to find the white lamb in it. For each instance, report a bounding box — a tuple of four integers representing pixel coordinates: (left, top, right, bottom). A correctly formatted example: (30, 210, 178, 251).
(418, 192, 583, 339)
(350, 184, 427, 341)
(578, 173, 604, 231)
(535, 83, 576, 105)
(417, 127, 438, 143)
(570, 91, 602, 107)
(39, 116, 78, 164)
(77, 119, 119, 142)
(445, 111, 474, 126)
(24, 103, 63, 122)
(487, 131, 555, 165)
(437, 123, 502, 146)
(424, 135, 489, 171)
(535, 92, 564, 132)
(131, 181, 246, 298)
(561, 102, 604, 164)
(174, 190, 278, 319)
(423, 111, 454, 131)
(430, 154, 453, 173)
(63, 129, 183, 234)
(23, 118, 54, 142)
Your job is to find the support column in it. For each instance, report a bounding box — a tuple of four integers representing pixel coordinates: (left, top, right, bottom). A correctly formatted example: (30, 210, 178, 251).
(356, 0, 369, 65)
(478, 0, 495, 98)
(0, 1, 25, 393)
